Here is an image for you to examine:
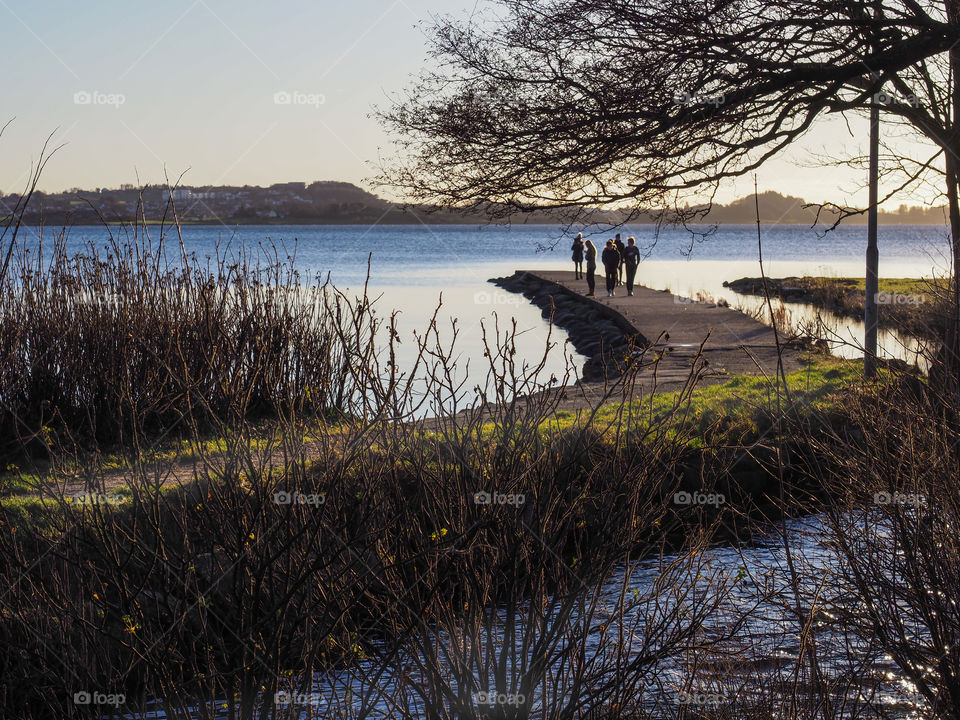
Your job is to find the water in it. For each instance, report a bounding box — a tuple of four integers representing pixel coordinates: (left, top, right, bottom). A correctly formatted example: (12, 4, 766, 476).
(51, 222, 944, 287)
(121, 514, 924, 720)
(47, 222, 950, 393)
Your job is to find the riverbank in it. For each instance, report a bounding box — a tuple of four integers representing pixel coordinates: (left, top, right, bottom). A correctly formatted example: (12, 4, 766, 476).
(3, 270, 822, 501)
(724, 275, 947, 339)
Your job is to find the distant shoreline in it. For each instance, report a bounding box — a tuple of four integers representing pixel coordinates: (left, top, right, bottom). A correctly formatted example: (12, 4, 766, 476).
(11, 186, 950, 227)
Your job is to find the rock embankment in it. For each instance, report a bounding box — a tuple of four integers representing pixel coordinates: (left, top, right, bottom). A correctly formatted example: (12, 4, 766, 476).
(491, 271, 648, 381)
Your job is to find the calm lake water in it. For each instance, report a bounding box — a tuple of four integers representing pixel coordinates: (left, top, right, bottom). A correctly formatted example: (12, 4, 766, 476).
(51, 222, 950, 396)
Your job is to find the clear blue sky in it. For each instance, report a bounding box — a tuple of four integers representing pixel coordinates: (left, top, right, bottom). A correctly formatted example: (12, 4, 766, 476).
(0, 0, 936, 207)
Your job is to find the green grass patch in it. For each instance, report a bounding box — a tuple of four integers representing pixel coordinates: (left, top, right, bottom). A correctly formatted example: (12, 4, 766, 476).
(1, 353, 870, 513)
(0, 494, 72, 535)
(0, 417, 351, 501)
(791, 276, 941, 295)
(538, 352, 865, 447)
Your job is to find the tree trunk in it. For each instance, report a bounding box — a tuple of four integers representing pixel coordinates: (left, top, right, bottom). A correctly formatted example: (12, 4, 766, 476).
(865, 101, 880, 379)
(944, 0, 960, 393)
(944, 154, 960, 388)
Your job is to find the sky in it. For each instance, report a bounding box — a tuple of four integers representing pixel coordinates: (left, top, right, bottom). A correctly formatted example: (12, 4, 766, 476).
(0, 0, 943, 207)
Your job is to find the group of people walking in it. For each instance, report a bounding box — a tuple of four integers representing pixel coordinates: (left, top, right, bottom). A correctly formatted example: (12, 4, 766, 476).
(571, 233, 640, 297)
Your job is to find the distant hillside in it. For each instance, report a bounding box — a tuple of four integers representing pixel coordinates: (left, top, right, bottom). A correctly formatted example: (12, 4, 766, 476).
(695, 191, 948, 226)
(3, 184, 949, 226)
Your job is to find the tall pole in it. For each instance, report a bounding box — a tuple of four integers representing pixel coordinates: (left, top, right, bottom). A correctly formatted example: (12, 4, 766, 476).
(865, 98, 880, 378)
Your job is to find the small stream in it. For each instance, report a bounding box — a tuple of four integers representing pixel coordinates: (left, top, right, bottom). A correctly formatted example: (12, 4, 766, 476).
(122, 514, 925, 720)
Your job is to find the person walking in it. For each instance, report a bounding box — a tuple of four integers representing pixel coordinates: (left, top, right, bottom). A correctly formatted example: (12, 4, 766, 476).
(584, 239, 597, 296)
(601, 239, 620, 297)
(623, 236, 640, 296)
(571, 233, 584, 279)
(614, 234, 626, 285)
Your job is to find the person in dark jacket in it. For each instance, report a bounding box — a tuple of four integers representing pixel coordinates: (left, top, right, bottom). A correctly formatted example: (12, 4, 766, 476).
(623, 236, 641, 296)
(614, 234, 626, 285)
(601, 239, 620, 297)
(584, 240, 597, 296)
(571, 233, 584, 279)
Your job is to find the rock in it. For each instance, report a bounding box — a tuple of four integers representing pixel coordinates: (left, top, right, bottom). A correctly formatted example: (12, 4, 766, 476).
(483, 274, 648, 382)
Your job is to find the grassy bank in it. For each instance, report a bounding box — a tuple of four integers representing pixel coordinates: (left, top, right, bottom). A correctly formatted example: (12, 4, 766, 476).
(546, 352, 860, 440)
(0, 351, 860, 508)
(725, 275, 940, 296)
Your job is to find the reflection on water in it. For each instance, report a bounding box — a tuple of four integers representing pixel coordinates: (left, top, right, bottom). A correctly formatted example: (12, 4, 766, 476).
(347, 280, 583, 416)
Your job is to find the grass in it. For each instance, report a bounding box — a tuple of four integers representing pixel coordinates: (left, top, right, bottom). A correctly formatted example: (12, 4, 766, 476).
(1, 353, 863, 507)
(538, 352, 864, 447)
(0, 418, 354, 503)
(801, 277, 941, 295)
(0, 494, 74, 535)
(726, 275, 945, 297)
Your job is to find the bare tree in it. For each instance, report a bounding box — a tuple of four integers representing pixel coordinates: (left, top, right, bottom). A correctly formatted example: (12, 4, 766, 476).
(378, 0, 960, 380)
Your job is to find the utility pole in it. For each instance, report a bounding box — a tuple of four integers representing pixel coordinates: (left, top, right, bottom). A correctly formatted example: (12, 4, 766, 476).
(865, 90, 880, 379)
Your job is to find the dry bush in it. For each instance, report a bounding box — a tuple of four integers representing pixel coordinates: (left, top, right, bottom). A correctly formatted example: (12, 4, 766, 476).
(0, 225, 353, 464)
